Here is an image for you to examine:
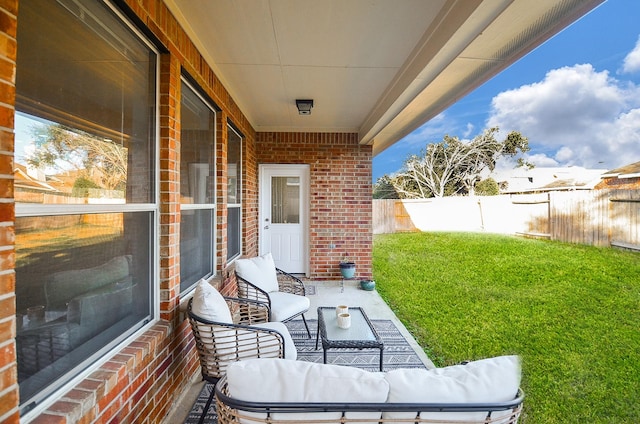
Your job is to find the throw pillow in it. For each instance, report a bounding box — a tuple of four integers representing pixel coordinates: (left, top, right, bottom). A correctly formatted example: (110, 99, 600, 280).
(234, 253, 279, 293)
(191, 279, 232, 323)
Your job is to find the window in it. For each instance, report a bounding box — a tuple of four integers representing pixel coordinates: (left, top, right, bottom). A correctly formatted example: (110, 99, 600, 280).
(14, 0, 157, 413)
(180, 79, 216, 293)
(227, 125, 243, 261)
(272, 177, 301, 224)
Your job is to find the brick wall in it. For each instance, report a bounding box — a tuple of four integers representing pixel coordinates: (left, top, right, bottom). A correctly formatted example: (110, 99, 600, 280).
(0, 0, 256, 422)
(0, 1, 18, 422)
(256, 133, 373, 280)
(0, 0, 374, 422)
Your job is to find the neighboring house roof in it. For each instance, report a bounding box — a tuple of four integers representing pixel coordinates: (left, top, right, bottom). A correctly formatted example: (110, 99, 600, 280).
(492, 167, 606, 194)
(165, 0, 603, 156)
(14, 163, 78, 194)
(539, 178, 598, 191)
(595, 161, 640, 190)
(600, 161, 640, 179)
(14, 164, 58, 193)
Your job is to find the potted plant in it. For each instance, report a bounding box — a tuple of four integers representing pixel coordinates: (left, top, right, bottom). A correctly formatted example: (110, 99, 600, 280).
(360, 279, 376, 291)
(339, 255, 356, 279)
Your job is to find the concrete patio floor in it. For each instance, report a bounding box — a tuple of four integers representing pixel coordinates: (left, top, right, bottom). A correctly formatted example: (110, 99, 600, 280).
(162, 279, 434, 423)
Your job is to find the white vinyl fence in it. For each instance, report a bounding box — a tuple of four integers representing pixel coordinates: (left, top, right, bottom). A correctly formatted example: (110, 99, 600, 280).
(373, 189, 640, 250)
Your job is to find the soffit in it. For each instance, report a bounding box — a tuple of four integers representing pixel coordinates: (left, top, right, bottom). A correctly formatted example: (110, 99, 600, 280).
(164, 0, 603, 156)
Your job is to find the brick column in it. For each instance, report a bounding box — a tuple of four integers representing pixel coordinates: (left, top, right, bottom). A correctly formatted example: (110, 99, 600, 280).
(159, 53, 181, 322)
(0, 1, 19, 422)
(217, 111, 228, 272)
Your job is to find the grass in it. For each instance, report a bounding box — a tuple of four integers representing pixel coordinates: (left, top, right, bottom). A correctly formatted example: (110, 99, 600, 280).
(373, 232, 640, 423)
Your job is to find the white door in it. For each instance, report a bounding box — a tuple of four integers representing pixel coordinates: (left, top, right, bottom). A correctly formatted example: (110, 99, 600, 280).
(259, 165, 309, 274)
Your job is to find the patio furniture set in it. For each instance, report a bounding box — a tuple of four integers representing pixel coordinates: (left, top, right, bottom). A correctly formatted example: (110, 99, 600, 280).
(187, 253, 524, 423)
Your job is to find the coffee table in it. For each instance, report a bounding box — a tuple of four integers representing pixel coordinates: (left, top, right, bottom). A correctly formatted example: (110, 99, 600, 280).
(315, 306, 384, 371)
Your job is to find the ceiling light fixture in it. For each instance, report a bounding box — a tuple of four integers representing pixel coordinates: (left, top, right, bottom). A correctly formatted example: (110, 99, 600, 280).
(296, 99, 314, 115)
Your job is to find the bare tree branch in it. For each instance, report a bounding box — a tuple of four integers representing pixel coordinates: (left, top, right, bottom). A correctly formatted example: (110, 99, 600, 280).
(26, 123, 128, 191)
(385, 127, 530, 198)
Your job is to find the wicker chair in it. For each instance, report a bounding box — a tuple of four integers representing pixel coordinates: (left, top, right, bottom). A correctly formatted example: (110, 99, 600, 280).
(235, 256, 311, 338)
(187, 296, 296, 424)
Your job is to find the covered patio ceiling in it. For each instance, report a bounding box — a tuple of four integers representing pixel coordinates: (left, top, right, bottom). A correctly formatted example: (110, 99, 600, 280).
(165, 0, 603, 156)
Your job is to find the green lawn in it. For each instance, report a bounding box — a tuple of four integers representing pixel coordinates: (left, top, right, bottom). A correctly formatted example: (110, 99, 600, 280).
(373, 232, 640, 423)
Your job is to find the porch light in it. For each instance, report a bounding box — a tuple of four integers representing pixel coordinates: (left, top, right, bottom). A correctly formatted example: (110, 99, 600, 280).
(296, 99, 314, 115)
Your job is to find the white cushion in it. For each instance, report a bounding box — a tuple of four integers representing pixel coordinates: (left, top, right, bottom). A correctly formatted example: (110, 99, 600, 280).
(267, 291, 310, 321)
(235, 253, 279, 293)
(191, 279, 232, 324)
(384, 355, 521, 423)
(227, 358, 388, 422)
(253, 322, 297, 361)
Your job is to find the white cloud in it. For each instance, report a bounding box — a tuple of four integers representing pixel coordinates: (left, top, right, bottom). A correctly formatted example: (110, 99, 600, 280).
(462, 122, 475, 138)
(554, 146, 574, 163)
(622, 36, 640, 73)
(494, 153, 559, 174)
(531, 155, 560, 167)
(398, 113, 450, 147)
(377, 114, 452, 176)
(487, 64, 640, 170)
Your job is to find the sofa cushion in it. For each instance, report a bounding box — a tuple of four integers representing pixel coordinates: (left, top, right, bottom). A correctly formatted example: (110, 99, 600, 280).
(235, 253, 279, 293)
(267, 291, 310, 321)
(227, 358, 388, 422)
(191, 279, 232, 324)
(45, 255, 131, 311)
(384, 355, 521, 422)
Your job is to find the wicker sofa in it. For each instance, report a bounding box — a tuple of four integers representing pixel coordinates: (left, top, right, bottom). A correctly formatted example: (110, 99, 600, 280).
(215, 357, 524, 424)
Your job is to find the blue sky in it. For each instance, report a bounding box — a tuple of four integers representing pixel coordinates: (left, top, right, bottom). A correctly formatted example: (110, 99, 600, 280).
(373, 0, 640, 182)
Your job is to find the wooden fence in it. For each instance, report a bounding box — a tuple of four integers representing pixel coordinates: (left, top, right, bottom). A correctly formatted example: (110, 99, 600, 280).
(373, 189, 640, 250)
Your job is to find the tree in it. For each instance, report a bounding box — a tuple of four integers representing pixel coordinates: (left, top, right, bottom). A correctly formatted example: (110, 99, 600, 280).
(475, 177, 500, 196)
(72, 176, 102, 198)
(389, 127, 531, 198)
(25, 123, 128, 191)
(372, 175, 399, 199)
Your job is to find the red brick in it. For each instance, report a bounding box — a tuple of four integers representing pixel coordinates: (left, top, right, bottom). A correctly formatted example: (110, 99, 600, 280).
(0, 385, 18, 419)
(0, 129, 14, 152)
(0, 268, 11, 296)
(0, 151, 13, 175)
(0, 103, 14, 128)
(0, 202, 14, 224)
(28, 414, 67, 424)
(0, 294, 14, 321)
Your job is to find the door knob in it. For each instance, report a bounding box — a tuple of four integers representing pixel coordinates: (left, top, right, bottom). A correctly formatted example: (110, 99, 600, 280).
(264, 225, 269, 229)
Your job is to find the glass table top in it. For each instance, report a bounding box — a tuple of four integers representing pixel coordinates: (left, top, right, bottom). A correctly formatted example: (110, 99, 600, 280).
(318, 307, 376, 341)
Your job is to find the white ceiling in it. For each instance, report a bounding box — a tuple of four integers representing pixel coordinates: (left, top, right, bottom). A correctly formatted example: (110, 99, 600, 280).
(164, 0, 603, 156)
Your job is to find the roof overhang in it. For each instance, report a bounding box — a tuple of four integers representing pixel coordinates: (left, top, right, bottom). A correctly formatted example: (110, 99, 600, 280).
(164, 0, 604, 156)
